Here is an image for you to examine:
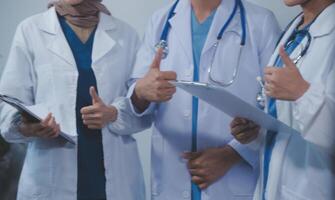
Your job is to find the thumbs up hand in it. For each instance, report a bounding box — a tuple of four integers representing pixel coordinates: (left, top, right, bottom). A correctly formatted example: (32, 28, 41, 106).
(132, 48, 177, 112)
(263, 46, 310, 101)
(80, 87, 118, 130)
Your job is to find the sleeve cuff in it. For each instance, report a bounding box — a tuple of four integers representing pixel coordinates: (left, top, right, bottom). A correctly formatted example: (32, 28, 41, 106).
(228, 139, 259, 169)
(293, 83, 326, 131)
(127, 82, 156, 117)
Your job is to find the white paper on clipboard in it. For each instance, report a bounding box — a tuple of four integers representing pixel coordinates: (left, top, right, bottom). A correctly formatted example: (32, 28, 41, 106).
(170, 80, 299, 136)
(0, 94, 76, 144)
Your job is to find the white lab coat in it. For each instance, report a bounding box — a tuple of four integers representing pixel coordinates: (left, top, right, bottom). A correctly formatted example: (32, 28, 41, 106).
(254, 3, 335, 200)
(117, 0, 281, 199)
(0, 7, 148, 200)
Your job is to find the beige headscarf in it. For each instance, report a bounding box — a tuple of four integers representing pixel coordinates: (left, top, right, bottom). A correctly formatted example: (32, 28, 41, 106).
(48, 0, 111, 28)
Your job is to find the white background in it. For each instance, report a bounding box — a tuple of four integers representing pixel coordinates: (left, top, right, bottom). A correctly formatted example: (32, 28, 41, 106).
(0, 0, 300, 199)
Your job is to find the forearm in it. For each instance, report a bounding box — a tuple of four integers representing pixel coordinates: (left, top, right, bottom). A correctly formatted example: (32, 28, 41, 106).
(108, 97, 153, 135)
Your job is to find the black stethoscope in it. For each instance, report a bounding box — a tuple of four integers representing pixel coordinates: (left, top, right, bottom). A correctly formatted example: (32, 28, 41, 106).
(256, 13, 313, 110)
(155, 0, 248, 87)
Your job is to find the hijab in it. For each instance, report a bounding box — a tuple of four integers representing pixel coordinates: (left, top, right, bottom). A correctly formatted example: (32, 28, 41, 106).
(48, 0, 111, 28)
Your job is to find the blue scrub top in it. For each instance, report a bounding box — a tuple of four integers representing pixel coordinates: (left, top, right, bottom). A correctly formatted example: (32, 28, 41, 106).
(59, 16, 106, 200)
(190, 9, 215, 200)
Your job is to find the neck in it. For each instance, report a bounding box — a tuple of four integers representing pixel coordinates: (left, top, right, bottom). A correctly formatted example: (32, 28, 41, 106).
(300, 0, 333, 26)
(191, 0, 221, 23)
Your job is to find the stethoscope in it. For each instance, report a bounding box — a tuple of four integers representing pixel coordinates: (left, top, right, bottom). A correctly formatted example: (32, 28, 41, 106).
(256, 14, 313, 110)
(155, 0, 247, 87)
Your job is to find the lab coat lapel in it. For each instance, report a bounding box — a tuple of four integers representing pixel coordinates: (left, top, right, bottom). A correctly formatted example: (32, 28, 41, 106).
(92, 13, 117, 65)
(168, 0, 193, 64)
(39, 7, 76, 67)
(309, 3, 335, 38)
(202, 0, 240, 55)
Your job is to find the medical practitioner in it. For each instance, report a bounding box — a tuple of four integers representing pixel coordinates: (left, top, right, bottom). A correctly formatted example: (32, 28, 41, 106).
(0, 0, 147, 199)
(116, 0, 281, 199)
(231, 0, 335, 199)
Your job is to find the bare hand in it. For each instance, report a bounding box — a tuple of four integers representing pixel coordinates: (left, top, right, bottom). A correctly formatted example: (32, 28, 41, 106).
(264, 46, 310, 101)
(132, 48, 177, 110)
(182, 146, 242, 190)
(81, 87, 117, 130)
(18, 113, 60, 138)
(230, 117, 260, 144)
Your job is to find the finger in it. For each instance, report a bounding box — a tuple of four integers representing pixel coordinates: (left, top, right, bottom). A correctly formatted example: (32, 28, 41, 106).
(192, 176, 206, 185)
(264, 67, 277, 75)
(83, 119, 101, 126)
(151, 48, 164, 70)
(199, 183, 209, 190)
(81, 106, 97, 115)
(90, 86, 102, 104)
(230, 117, 248, 129)
(50, 124, 61, 138)
(189, 169, 206, 177)
(235, 126, 260, 144)
(279, 46, 295, 68)
(87, 125, 102, 130)
(37, 126, 54, 138)
(182, 151, 202, 160)
(159, 71, 177, 81)
(41, 113, 53, 126)
(157, 80, 176, 89)
(232, 122, 258, 136)
(82, 113, 102, 121)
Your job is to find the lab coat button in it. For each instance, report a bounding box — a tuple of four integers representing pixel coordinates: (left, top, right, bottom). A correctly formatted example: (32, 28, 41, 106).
(183, 110, 191, 118)
(182, 191, 190, 198)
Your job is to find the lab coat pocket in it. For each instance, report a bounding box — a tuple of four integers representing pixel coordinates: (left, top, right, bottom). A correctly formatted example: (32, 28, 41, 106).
(19, 140, 52, 198)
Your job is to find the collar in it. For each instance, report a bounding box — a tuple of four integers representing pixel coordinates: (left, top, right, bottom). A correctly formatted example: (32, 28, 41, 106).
(38, 7, 117, 35)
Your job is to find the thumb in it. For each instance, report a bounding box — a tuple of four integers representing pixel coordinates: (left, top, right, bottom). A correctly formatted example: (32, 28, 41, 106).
(150, 47, 164, 70)
(90, 86, 101, 104)
(279, 46, 296, 68)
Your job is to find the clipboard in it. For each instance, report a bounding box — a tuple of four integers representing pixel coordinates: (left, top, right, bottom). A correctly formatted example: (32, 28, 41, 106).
(171, 80, 300, 136)
(0, 94, 76, 144)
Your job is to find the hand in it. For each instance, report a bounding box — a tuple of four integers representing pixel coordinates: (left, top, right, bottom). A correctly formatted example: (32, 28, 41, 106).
(18, 113, 60, 138)
(183, 146, 242, 189)
(230, 117, 260, 144)
(132, 48, 177, 111)
(81, 87, 117, 130)
(264, 46, 310, 101)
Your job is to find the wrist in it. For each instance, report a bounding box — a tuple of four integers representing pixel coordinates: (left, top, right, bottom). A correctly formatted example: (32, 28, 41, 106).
(295, 81, 310, 100)
(107, 106, 118, 123)
(131, 84, 150, 113)
(223, 145, 243, 165)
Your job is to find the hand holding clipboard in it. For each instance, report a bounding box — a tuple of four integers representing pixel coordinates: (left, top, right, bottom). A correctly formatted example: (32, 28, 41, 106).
(0, 94, 75, 144)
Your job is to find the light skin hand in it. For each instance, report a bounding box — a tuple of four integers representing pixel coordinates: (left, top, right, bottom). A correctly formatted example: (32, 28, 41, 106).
(182, 145, 242, 190)
(230, 117, 260, 144)
(264, 46, 310, 101)
(19, 113, 60, 138)
(131, 48, 177, 112)
(80, 87, 118, 130)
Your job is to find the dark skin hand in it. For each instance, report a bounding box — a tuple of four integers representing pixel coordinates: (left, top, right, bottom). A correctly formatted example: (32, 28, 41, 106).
(230, 117, 260, 144)
(183, 145, 242, 189)
(18, 113, 60, 138)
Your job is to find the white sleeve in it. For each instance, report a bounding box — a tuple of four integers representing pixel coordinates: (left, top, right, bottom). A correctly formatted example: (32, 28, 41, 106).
(108, 21, 156, 135)
(0, 24, 36, 143)
(293, 62, 335, 139)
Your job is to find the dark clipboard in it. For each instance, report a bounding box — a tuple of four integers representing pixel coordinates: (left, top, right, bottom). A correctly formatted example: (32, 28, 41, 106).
(0, 94, 76, 145)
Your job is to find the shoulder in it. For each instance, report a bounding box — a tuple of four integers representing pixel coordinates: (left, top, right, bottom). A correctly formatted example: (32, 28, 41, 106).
(101, 14, 140, 42)
(242, 0, 276, 20)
